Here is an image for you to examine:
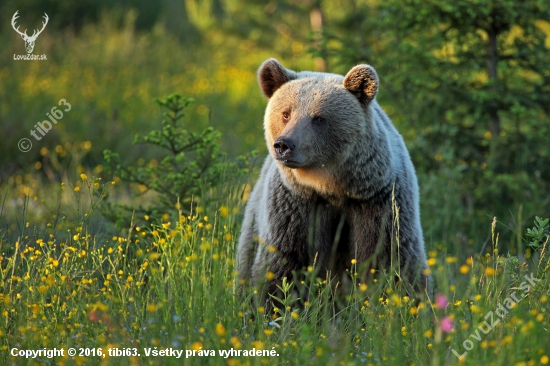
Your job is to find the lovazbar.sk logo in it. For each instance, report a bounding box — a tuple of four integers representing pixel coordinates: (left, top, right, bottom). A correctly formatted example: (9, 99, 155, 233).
(12, 10, 48, 61)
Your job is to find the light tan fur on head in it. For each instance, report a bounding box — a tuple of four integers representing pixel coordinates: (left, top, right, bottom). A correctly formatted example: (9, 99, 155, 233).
(258, 59, 380, 200)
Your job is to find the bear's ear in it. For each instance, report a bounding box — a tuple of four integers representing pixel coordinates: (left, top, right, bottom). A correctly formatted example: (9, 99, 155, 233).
(343, 65, 379, 104)
(258, 58, 298, 98)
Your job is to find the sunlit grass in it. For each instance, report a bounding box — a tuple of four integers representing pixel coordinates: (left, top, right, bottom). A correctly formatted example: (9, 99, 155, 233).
(0, 11, 284, 169)
(0, 173, 549, 366)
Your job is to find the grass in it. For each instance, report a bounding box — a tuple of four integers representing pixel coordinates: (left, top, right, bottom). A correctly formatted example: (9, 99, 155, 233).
(0, 169, 549, 366)
(0, 11, 283, 170)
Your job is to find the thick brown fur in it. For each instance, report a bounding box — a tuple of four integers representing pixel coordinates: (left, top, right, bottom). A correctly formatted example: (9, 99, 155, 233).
(237, 58, 431, 306)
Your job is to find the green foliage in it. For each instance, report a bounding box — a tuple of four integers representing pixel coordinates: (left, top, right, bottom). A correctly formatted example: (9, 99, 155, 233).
(526, 216, 550, 251)
(316, 0, 550, 250)
(1, 0, 164, 31)
(2, 180, 550, 365)
(102, 93, 250, 228)
(0, 10, 270, 176)
(3, 1, 550, 364)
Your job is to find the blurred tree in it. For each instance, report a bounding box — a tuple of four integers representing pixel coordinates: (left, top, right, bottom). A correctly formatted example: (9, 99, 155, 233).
(0, 0, 193, 36)
(102, 94, 254, 229)
(318, 0, 550, 249)
(182, 0, 330, 69)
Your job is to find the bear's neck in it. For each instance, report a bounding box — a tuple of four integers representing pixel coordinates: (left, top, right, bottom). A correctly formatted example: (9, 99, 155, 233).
(337, 130, 394, 204)
(281, 127, 394, 206)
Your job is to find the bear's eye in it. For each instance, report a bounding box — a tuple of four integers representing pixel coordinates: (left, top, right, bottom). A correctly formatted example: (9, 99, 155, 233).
(312, 116, 325, 124)
(282, 111, 290, 122)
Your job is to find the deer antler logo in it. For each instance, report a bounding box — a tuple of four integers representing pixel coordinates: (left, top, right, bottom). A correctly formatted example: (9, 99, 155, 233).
(12, 11, 49, 54)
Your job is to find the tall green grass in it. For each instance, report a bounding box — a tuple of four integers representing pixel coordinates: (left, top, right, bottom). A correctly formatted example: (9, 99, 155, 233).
(0, 11, 281, 171)
(1, 170, 549, 366)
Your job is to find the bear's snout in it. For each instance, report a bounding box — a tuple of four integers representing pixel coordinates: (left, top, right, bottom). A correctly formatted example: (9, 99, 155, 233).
(273, 137, 295, 159)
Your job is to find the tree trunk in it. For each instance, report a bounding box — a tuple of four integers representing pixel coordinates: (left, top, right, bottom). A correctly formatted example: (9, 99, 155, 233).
(486, 23, 501, 170)
(310, 4, 327, 72)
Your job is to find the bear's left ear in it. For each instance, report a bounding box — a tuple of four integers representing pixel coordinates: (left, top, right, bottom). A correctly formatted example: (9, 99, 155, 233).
(343, 65, 379, 104)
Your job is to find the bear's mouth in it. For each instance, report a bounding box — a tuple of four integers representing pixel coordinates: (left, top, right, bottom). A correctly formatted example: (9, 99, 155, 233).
(276, 158, 304, 169)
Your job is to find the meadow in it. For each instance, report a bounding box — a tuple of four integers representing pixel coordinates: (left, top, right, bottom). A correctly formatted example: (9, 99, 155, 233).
(1, 0, 550, 365)
(1, 163, 549, 365)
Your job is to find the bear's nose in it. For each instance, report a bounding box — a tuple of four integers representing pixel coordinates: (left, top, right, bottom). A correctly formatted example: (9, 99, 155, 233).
(273, 137, 295, 158)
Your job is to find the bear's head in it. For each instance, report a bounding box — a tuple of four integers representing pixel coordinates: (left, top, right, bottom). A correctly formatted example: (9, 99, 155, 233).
(258, 58, 380, 195)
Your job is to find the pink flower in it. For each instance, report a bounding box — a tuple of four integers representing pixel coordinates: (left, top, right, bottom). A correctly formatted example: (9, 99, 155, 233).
(440, 317, 454, 333)
(436, 294, 448, 309)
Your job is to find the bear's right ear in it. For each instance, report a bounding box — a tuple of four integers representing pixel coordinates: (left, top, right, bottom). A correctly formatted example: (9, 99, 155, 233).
(258, 58, 298, 98)
(343, 65, 379, 104)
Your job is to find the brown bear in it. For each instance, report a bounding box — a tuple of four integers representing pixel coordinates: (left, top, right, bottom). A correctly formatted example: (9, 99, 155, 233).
(237, 58, 430, 306)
